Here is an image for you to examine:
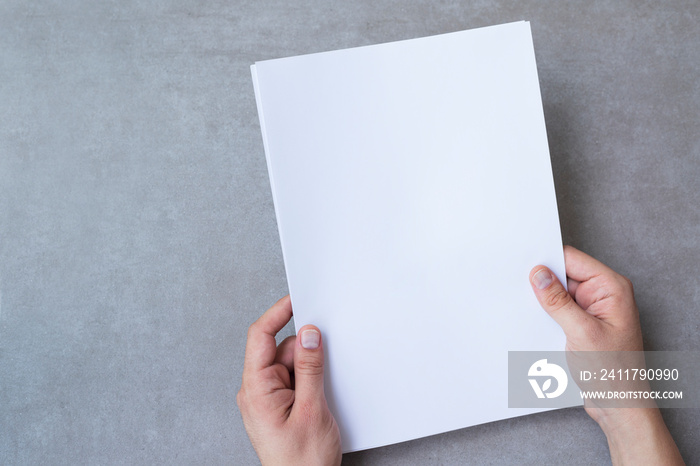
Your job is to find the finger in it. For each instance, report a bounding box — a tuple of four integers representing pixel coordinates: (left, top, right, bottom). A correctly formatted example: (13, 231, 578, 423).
(563, 245, 616, 283)
(243, 295, 293, 373)
(530, 265, 596, 337)
(567, 278, 580, 299)
(292, 325, 326, 409)
(274, 335, 296, 373)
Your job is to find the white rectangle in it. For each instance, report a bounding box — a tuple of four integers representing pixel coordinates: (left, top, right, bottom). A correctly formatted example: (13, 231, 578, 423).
(251, 21, 577, 453)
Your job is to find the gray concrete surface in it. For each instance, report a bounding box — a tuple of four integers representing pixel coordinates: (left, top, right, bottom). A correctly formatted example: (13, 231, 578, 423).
(1, 1, 698, 464)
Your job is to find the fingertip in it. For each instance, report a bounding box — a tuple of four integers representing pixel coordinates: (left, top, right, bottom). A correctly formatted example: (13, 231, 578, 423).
(298, 324, 320, 334)
(530, 266, 554, 290)
(298, 325, 321, 350)
(529, 265, 546, 279)
(563, 244, 577, 254)
(276, 294, 291, 307)
(273, 295, 293, 317)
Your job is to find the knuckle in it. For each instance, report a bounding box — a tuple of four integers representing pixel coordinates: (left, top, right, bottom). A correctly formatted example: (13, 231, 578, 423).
(621, 275, 634, 294)
(545, 287, 572, 310)
(605, 272, 634, 296)
(296, 355, 324, 377)
(247, 320, 260, 338)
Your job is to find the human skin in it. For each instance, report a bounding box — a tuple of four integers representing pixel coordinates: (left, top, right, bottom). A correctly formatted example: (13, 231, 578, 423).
(238, 246, 684, 465)
(529, 245, 684, 465)
(237, 296, 342, 466)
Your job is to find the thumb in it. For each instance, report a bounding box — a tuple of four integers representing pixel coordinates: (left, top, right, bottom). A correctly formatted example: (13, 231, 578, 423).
(293, 325, 326, 406)
(529, 266, 593, 337)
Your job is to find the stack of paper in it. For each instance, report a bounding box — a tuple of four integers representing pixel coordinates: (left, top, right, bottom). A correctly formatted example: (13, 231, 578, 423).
(252, 21, 574, 453)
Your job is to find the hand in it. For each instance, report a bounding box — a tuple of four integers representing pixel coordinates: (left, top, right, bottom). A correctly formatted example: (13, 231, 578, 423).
(529, 245, 683, 465)
(237, 296, 342, 466)
(530, 245, 643, 354)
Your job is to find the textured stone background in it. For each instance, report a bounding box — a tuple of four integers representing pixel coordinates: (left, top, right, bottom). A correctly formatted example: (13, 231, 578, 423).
(1, 1, 698, 464)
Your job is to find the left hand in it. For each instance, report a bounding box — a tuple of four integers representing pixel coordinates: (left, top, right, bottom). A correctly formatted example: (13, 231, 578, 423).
(237, 296, 342, 465)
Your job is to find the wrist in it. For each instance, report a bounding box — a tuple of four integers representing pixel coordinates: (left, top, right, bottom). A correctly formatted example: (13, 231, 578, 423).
(595, 408, 684, 465)
(594, 407, 659, 437)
